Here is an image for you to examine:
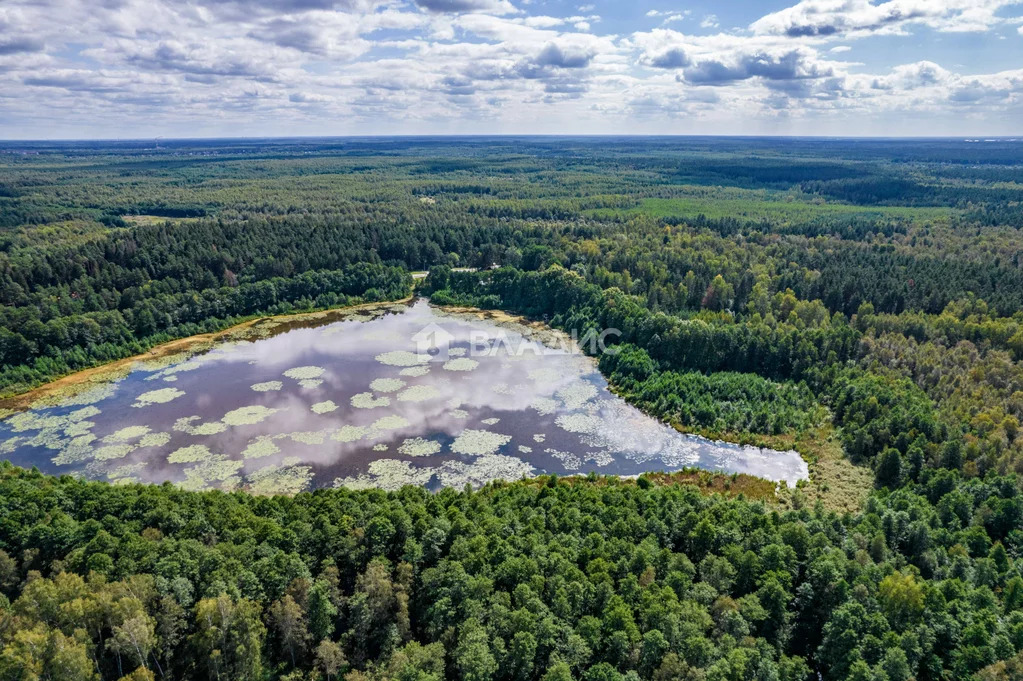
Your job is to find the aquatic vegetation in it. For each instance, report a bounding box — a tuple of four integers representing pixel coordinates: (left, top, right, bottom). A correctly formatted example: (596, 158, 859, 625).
(585, 450, 615, 467)
(173, 416, 228, 435)
(173, 416, 199, 432)
(69, 406, 102, 421)
(64, 420, 96, 437)
(443, 358, 479, 372)
(397, 437, 442, 456)
(246, 461, 314, 495)
(331, 425, 369, 443)
(6, 411, 70, 433)
(555, 412, 601, 434)
(195, 456, 243, 481)
(451, 429, 512, 456)
(371, 415, 410, 431)
(222, 405, 279, 426)
(556, 381, 598, 410)
(335, 459, 434, 491)
(283, 365, 326, 380)
(242, 436, 280, 459)
(136, 352, 196, 373)
(530, 397, 559, 415)
(29, 382, 118, 410)
(132, 387, 185, 408)
(106, 463, 146, 481)
(180, 455, 243, 491)
(282, 430, 326, 445)
(396, 385, 440, 402)
(351, 392, 390, 409)
(311, 400, 339, 414)
(546, 448, 582, 470)
(527, 368, 561, 385)
(175, 474, 212, 492)
(369, 378, 405, 393)
(207, 341, 242, 356)
(567, 356, 598, 377)
(435, 454, 535, 488)
(195, 421, 229, 435)
(138, 432, 172, 448)
(168, 444, 215, 464)
(161, 360, 205, 377)
(0, 297, 808, 492)
(25, 431, 68, 451)
(376, 350, 429, 367)
(1, 436, 23, 455)
(103, 425, 151, 443)
(251, 380, 283, 392)
(53, 435, 97, 465)
(94, 444, 136, 461)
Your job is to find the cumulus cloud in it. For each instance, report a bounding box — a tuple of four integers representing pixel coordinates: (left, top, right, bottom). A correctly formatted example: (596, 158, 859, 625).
(647, 48, 690, 69)
(683, 49, 834, 85)
(751, 0, 1018, 37)
(533, 42, 594, 68)
(0, 0, 1021, 136)
(0, 37, 45, 55)
(289, 91, 334, 102)
(870, 61, 950, 90)
(116, 40, 281, 80)
(413, 0, 517, 14)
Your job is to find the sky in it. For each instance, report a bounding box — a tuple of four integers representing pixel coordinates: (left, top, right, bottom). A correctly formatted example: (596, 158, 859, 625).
(1, 0, 1022, 139)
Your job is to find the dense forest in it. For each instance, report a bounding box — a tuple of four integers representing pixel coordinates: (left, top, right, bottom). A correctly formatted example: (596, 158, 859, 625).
(1, 137, 1023, 680)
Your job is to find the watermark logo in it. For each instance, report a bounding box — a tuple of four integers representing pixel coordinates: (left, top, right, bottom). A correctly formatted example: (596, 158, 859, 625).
(412, 323, 457, 360)
(412, 323, 621, 360)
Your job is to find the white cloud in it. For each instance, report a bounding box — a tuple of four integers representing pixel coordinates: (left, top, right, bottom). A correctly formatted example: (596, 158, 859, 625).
(0, 0, 1020, 137)
(412, 0, 518, 15)
(751, 0, 1020, 38)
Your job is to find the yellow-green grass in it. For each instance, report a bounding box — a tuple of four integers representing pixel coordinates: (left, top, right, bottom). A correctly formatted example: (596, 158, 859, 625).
(122, 214, 203, 226)
(585, 194, 953, 224)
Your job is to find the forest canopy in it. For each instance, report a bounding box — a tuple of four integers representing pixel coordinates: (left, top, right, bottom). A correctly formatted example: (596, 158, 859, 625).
(1, 137, 1023, 681)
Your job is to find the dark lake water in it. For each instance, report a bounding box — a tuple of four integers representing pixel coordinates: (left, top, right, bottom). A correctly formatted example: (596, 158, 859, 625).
(0, 300, 807, 494)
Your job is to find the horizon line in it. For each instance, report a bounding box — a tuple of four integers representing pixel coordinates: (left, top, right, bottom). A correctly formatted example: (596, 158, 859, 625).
(1, 133, 1022, 145)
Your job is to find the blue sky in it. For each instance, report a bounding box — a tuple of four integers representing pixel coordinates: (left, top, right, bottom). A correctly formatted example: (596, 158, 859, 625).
(1, 0, 1022, 138)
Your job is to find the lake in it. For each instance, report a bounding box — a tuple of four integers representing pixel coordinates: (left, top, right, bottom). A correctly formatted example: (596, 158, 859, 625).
(0, 300, 808, 494)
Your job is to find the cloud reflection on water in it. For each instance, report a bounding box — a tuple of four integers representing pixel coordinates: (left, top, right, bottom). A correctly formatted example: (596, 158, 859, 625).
(0, 300, 808, 493)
